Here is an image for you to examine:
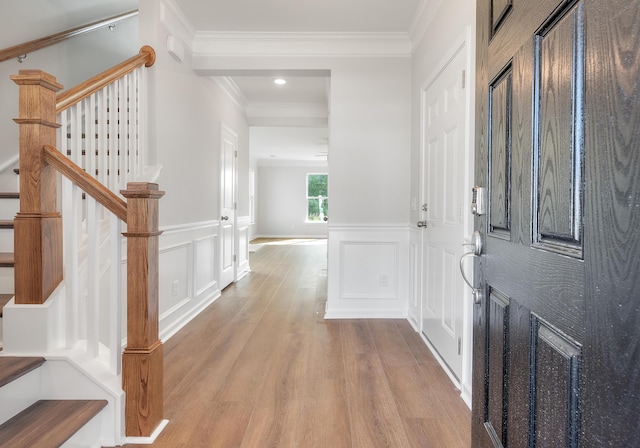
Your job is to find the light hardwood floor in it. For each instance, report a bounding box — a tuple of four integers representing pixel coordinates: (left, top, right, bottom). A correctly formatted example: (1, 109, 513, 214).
(113, 238, 470, 447)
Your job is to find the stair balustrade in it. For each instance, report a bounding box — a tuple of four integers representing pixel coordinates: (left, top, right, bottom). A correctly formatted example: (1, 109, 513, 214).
(9, 46, 163, 438)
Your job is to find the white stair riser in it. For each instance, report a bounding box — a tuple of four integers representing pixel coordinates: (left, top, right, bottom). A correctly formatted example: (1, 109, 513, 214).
(0, 267, 13, 294)
(0, 365, 43, 425)
(0, 229, 13, 252)
(0, 200, 19, 220)
(61, 408, 107, 448)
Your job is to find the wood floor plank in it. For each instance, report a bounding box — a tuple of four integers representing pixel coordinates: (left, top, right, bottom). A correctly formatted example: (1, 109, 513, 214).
(296, 378, 352, 448)
(106, 240, 471, 448)
(403, 417, 468, 448)
(369, 319, 422, 369)
(342, 353, 412, 448)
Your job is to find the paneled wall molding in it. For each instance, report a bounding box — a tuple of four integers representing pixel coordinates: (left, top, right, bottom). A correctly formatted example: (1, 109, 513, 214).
(154, 221, 221, 342)
(326, 226, 410, 319)
(328, 224, 411, 231)
(236, 216, 251, 280)
(159, 219, 220, 235)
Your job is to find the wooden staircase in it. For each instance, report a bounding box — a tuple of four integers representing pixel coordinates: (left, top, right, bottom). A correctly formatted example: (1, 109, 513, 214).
(0, 192, 108, 447)
(0, 357, 107, 448)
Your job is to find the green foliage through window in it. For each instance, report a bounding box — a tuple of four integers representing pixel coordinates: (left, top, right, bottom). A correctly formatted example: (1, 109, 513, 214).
(307, 174, 328, 222)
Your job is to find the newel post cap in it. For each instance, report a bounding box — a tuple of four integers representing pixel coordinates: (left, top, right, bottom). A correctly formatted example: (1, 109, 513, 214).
(121, 182, 165, 199)
(11, 69, 63, 91)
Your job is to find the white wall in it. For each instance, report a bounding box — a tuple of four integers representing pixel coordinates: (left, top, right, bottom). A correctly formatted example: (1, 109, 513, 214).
(138, 0, 252, 334)
(326, 58, 412, 318)
(0, 0, 139, 190)
(139, 1, 250, 227)
(256, 165, 328, 238)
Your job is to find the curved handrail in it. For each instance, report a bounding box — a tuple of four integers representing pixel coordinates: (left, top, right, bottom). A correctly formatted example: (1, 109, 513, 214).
(43, 144, 128, 222)
(0, 10, 138, 64)
(56, 45, 155, 113)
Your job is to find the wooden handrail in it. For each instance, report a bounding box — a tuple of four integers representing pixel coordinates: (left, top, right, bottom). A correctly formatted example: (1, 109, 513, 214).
(0, 10, 139, 64)
(43, 145, 128, 222)
(57, 45, 156, 113)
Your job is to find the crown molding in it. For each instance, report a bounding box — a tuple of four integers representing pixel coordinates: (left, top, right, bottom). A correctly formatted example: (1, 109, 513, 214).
(408, 0, 445, 51)
(212, 77, 249, 112)
(160, 0, 196, 51)
(246, 102, 329, 127)
(192, 31, 413, 58)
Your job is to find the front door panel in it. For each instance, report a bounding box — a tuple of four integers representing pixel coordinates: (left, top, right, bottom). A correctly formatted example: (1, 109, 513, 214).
(473, 0, 640, 446)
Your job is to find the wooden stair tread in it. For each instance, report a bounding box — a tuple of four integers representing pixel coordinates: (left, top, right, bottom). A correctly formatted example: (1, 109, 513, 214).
(0, 356, 45, 388)
(0, 252, 14, 267)
(0, 399, 107, 448)
(0, 293, 12, 318)
(0, 192, 19, 199)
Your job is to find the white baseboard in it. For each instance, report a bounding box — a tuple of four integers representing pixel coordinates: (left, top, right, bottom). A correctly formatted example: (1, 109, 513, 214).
(324, 309, 408, 319)
(160, 290, 221, 342)
(124, 419, 169, 445)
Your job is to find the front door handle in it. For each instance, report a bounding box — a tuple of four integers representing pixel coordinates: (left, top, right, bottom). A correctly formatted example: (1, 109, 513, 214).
(460, 231, 484, 305)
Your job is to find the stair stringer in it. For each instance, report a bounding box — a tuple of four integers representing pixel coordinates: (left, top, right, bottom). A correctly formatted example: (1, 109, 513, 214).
(40, 356, 125, 447)
(2, 288, 127, 446)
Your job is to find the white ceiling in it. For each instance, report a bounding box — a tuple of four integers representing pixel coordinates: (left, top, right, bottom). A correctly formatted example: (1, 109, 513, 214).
(171, 0, 425, 163)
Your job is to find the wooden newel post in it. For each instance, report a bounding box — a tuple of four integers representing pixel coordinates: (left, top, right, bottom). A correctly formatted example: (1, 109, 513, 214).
(121, 182, 165, 437)
(11, 70, 64, 304)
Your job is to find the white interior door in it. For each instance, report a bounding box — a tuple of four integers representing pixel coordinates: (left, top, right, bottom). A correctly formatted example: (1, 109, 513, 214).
(220, 124, 237, 290)
(419, 44, 468, 381)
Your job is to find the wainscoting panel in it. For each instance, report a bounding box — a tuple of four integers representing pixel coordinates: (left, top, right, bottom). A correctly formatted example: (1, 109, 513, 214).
(326, 225, 410, 319)
(237, 216, 251, 280)
(159, 242, 191, 318)
(194, 236, 216, 296)
(408, 229, 421, 329)
(154, 221, 221, 341)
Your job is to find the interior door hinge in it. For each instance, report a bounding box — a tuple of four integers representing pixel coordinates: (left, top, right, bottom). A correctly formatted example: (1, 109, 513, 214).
(233, 254, 237, 263)
(234, 202, 237, 210)
(462, 70, 466, 89)
(234, 150, 238, 158)
(458, 338, 462, 355)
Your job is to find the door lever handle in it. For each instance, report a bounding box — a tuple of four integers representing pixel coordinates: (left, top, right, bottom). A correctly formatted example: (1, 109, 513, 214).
(417, 220, 428, 228)
(221, 216, 229, 221)
(460, 231, 484, 305)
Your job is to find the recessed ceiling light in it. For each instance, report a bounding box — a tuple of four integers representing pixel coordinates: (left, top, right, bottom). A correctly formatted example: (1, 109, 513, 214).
(273, 78, 287, 85)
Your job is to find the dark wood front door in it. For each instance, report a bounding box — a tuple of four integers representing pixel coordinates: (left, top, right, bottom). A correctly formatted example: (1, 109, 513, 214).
(473, 0, 640, 446)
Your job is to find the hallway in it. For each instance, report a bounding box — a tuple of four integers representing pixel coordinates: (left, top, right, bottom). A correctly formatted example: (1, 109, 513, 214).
(118, 239, 470, 447)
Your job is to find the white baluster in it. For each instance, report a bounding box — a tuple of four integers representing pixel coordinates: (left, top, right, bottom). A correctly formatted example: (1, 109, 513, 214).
(86, 197, 100, 357)
(109, 217, 123, 375)
(88, 94, 97, 181)
(62, 178, 80, 348)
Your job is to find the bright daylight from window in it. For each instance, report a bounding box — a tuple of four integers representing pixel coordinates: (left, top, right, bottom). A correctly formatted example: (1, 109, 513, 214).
(307, 174, 328, 222)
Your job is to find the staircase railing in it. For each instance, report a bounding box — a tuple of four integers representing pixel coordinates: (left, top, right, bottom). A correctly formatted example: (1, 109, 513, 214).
(0, 10, 138, 64)
(10, 46, 163, 438)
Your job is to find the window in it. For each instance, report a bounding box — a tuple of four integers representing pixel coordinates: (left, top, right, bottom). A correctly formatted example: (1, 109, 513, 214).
(307, 173, 328, 222)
